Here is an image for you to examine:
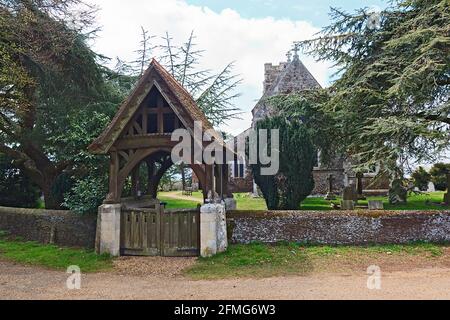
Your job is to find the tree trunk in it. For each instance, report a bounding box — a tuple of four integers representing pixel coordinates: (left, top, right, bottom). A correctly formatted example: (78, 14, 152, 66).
(41, 179, 62, 210)
(149, 158, 173, 198)
(180, 164, 186, 190)
(146, 159, 155, 195)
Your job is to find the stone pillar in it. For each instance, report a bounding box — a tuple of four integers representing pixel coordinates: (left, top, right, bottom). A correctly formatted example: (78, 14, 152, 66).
(200, 203, 227, 257)
(216, 203, 228, 253)
(95, 204, 122, 257)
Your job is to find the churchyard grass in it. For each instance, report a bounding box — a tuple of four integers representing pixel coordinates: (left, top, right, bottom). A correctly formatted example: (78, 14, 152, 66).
(158, 197, 200, 209)
(328, 192, 448, 211)
(0, 233, 113, 272)
(184, 242, 448, 280)
(158, 191, 449, 211)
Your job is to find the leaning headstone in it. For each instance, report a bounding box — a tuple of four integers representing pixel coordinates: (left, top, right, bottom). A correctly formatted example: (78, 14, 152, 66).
(368, 200, 384, 210)
(389, 179, 407, 205)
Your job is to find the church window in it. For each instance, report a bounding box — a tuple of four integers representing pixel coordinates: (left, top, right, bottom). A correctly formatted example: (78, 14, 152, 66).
(233, 160, 245, 178)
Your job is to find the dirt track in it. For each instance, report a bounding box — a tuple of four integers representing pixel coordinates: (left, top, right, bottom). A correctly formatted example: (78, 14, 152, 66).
(1, 260, 449, 300)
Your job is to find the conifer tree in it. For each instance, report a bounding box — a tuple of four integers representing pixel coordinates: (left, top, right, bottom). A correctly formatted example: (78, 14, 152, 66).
(296, 0, 449, 175)
(251, 116, 315, 210)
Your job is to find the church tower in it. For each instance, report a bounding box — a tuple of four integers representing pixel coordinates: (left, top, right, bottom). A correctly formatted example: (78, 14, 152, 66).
(252, 47, 321, 127)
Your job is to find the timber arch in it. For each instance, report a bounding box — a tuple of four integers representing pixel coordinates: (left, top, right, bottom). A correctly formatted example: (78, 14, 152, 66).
(89, 59, 231, 205)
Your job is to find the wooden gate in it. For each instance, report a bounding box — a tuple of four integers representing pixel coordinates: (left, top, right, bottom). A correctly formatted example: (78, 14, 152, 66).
(120, 204, 200, 257)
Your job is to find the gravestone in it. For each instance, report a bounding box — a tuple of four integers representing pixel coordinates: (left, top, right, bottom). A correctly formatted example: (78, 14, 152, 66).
(342, 185, 358, 202)
(356, 172, 367, 200)
(324, 174, 337, 200)
(341, 185, 357, 210)
(341, 200, 355, 210)
(389, 179, 407, 205)
(368, 200, 384, 210)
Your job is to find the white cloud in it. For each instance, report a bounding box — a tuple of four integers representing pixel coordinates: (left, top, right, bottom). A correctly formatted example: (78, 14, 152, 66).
(88, 0, 330, 135)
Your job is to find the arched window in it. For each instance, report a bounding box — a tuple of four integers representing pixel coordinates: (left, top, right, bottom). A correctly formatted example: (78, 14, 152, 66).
(231, 158, 246, 178)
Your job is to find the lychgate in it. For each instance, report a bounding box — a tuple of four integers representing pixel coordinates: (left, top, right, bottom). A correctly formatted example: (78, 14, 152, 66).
(89, 59, 234, 257)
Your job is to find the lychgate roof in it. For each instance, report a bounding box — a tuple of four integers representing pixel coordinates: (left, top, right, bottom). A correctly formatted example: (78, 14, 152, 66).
(89, 59, 219, 155)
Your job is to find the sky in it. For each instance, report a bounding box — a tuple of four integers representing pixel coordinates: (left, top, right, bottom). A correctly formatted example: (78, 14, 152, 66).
(88, 0, 388, 135)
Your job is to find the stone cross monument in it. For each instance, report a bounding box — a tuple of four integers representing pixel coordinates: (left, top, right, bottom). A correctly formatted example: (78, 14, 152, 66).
(325, 174, 337, 200)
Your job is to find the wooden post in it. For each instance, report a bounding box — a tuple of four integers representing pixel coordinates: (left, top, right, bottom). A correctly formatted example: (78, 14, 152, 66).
(146, 158, 155, 195)
(131, 166, 140, 198)
(106, 151, 120, 203)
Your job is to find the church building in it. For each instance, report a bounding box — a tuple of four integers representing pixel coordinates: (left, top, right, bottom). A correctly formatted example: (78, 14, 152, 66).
(228, 50, 387, 196)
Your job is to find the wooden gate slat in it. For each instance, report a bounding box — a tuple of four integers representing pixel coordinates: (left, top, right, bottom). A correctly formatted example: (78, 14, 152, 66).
(173, 212, 179, 250)
(193, 211, 199, 250)
(120, 205, 199, 257)
(142, 212, 148, 250)
(125, 212, 131, 249)
(186, 213, 192, 249)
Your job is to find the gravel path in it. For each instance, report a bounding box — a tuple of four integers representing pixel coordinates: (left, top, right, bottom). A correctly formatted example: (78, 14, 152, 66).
(1, 259, 449, 300)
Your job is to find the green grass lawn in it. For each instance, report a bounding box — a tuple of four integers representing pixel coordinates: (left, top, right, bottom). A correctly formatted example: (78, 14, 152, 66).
(185, 242, 448, 280)
(157, 191, 449, 211)
(0, 233, 113, 272)
(158, 191, 202, 209)
(315, 192, 448, 211)
(234, 191, 449, 211)
(235, 191, 449, 211)
(158, 197, 201, 209)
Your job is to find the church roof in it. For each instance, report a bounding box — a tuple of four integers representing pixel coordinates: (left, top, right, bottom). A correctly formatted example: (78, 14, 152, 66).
(251, 55, 322, 116)
(268, 59, 321, 95)
(89, 59, 220, 155)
